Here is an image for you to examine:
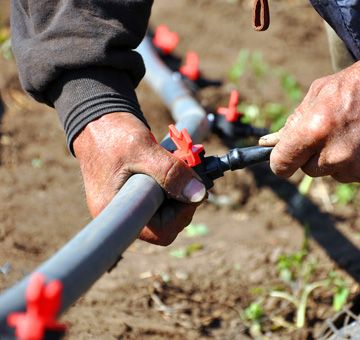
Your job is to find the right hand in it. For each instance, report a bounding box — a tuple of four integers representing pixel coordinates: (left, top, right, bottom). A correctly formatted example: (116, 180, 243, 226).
(73, 112, 207, 246)
(259, 61, 360, 183)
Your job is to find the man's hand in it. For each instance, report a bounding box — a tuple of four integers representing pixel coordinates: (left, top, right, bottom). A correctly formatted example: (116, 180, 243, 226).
(73, 112, 206, 246)
(259, 61, 360, 183)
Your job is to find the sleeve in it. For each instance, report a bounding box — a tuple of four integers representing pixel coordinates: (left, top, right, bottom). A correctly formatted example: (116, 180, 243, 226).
(10, 0, 154, 155)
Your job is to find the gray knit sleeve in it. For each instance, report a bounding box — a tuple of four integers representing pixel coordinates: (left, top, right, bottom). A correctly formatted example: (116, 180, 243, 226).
(11, 0, 154, 154)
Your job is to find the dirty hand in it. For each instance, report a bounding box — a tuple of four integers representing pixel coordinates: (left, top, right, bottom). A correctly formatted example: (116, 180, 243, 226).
(73, 112, 206, 245)
(259, 61, 360, 183)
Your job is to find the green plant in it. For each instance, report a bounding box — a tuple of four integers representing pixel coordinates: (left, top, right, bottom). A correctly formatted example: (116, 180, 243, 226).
(275, 67, 303, 102)
(298, 175, 314, 196)
(241, 227, 350, 338)
(168, 243, 203, 258)
(229, 49, 249, 83)
(250, 51, 269, 81)
(327, 270, 350, 312)
(228, 49, 302, 133)
(185, 223, 209, 237)
(240, 300, 266, 339)
(274, 250, 328, 328)
(333, 183, 360, 205)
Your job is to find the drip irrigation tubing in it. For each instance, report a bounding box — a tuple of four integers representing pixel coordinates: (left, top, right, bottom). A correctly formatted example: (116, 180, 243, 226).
(0, 36, 210, 337)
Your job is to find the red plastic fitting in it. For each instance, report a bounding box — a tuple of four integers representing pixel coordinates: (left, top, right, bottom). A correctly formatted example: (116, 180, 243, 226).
(179, 51, 200, 81)
(7, 272, 67, 340)
(153, 25, 179, 55)
(217, 90, 243, 122)
(169, 124, 204, 167)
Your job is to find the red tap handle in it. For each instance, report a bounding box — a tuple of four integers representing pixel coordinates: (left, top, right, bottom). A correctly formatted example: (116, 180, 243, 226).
(7, 272, 67, 340)
(179, 51, 200, 81)
(169, 124, 204, 167)
(217, 90, 243, 122)
(153, 25, 179, 55)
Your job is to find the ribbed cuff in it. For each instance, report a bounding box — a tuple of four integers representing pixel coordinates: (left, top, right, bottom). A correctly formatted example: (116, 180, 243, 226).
(47, 67, 149, 156)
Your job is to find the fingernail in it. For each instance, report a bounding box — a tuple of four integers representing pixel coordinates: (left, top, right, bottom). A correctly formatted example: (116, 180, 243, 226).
(183, 178, 206, 202)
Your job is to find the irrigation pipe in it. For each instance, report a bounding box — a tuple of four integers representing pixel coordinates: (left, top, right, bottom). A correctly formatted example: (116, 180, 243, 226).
(0, 35, 210, 337)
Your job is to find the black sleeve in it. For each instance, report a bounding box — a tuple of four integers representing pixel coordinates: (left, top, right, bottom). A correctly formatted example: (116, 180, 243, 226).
(10, 0, 153, 154)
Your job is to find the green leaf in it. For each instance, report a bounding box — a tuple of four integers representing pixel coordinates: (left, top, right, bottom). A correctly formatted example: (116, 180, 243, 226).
(298, 175, 314, 196)
(250, 287, 264, 294)
(168, 248, 187, 259)
(234, 263, 242, 271)
(31, 158, 43, 168)
(277, 250, 308, 283)
(282, 74, 302, 101)
(185, 223, 209, 237)
(168, 243, 203, 258)
(244, 302, 264, 322)
(333, 287, 349, 312)
(229, 49, 249, 83)
(239, 104, 260, 123)
(334, 183, 359, 205)
(250, 51, 268, 80)
(265, 102, 286, 121)
(269, 115, 288, 133)
(1, 38, 12, 60)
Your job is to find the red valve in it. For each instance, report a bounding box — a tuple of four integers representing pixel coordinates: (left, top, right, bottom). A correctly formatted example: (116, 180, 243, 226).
(179, 51, 200, 81)
(153, 25, 179, 55)
(7, 272, 67, 340)
(169, 124, 204, 167)
(217, 90, 244, 122)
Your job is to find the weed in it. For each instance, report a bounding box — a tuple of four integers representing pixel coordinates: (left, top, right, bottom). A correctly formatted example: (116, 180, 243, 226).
(298, 175, 314, 196)
(275, 67, 303, 102)
(327, 270, 350, 312)
(228, 49, 351, 338)
(240, 228, 350, 338)
(168, 243, 203, 258)
(185, 223, 209, 237)
(229, 49, 302, 133)
(274, 250, 328, 328)
(332, 183, 360, 205)
(241, 301, 265, 339)
(229, 49, 249, 83)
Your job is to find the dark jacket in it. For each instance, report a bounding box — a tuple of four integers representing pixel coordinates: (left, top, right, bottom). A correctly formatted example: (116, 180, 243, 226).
(11, 0, 153, 155)
(310, 0, 360, 60)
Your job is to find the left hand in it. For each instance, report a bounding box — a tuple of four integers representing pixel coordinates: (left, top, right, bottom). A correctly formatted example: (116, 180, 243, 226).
(73, 112, 206, 246)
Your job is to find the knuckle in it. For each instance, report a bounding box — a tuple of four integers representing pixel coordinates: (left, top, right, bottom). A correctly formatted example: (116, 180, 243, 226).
(304, 111, 331, 143)
(163, 158, 193, 196)
(269, 148, 295, 178)
(271, 163, 292, 178)
(321, 146, 354, 167)
(309, 77, 327, 95)
(162, 158, 184, 186)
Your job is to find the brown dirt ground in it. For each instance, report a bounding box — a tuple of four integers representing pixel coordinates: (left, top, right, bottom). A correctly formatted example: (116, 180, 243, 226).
(1, 0, 360, 339)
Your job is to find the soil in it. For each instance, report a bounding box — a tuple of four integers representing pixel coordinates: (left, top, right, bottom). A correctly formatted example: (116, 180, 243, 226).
(1, 0, 360, 339)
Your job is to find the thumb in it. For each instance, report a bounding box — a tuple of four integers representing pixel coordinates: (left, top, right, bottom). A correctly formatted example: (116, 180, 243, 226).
(259, 131, 281, 146)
